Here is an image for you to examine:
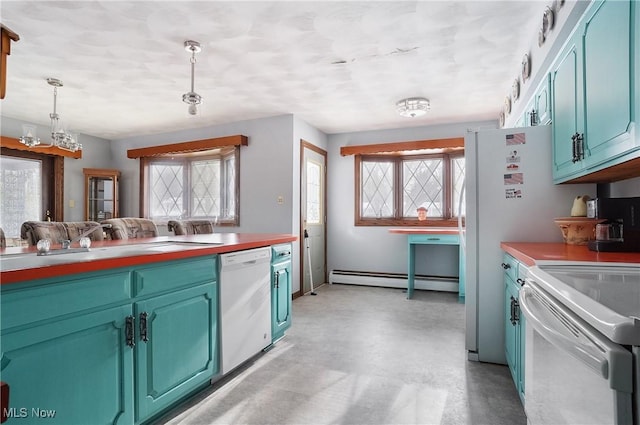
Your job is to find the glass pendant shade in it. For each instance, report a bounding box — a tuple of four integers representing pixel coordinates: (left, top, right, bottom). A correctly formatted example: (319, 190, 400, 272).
(20, 124, 41, 147)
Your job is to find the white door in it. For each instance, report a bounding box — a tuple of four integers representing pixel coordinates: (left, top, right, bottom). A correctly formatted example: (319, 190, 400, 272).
(301, 141, 326, 296)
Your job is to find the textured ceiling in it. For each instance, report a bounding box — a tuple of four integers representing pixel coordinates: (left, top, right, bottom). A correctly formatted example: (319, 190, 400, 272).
(1, 1, 545, 140)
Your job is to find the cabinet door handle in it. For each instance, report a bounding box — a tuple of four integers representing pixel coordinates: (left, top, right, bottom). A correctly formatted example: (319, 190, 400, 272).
(571, 133, 578, 163)
(576, 133, 584, 160)
(140, 312, 149, 343)
(125, 315, 135, 347)
(517, 278, 525, 287)
(509, 296, 520, 326)
(530, 109, 538, 126)
(509, 297, 515, 325)
(274, 272, 279, 289)
(501, 263, 511, 270)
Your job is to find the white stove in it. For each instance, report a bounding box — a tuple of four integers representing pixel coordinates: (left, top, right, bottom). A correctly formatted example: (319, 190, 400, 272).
(532, 263, 640, 345)
(522, 262, 640, 425)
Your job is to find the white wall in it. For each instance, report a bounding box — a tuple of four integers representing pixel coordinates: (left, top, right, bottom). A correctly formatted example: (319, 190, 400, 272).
(110, 114, 295, 232)
(327, 120, 495, 278)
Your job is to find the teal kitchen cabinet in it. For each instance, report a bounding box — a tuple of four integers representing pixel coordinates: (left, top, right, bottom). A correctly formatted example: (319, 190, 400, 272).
(0, 271, 135, 424)
(551, 27, 585, 181)
(132, 256, 218, 423)
(271, 244, 292, 343)
(531, 74, 552, 126)
(1, 304, 134, 424)
(1, 255, 218, 425)
(521, 74, 552, 128)
(501, 253, 526, 404)
(134, 282, 216, 423)
(552, 0, 638, 183)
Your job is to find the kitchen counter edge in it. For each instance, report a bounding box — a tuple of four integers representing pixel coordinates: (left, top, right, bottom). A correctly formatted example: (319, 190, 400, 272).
(500, 242, 640, 267)
(0, 233, 297, 285)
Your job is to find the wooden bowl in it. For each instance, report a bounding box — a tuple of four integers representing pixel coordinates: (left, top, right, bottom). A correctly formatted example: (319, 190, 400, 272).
(554, 217, 606, 245)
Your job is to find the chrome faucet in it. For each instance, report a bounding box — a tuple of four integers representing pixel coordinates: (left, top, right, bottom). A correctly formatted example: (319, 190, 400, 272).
(36, 223, 113, 256)
(61, 223, 112, 249)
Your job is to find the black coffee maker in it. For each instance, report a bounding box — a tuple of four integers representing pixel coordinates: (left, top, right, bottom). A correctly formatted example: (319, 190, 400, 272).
(587, 197, 640, 252)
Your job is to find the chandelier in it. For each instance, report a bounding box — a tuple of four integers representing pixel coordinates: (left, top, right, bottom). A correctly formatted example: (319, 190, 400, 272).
(19, 78, 82, 152)
(182, 40, 203, 115)
(396, 97, 430, 118)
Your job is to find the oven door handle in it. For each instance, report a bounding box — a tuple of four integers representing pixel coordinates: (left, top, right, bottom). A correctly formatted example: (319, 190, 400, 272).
(520, 285, 608, 379)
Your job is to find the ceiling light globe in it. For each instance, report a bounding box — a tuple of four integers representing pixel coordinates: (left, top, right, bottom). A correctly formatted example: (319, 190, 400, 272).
(188, 103, 198, 115)
(396, 97, 430, 118)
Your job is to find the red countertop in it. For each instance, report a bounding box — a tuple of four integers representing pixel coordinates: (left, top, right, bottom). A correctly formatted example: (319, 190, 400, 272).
(389, 228, 461, 235)
(0, 233, 297, 285)
(501, 242, 640, 267)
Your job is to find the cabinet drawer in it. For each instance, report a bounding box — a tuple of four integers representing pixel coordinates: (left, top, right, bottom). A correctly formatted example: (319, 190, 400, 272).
(134, 256, 217, 298)
(501, 254, 519, 283)
(408, 234, 459, 245)
(1, 270, 132, 330)
(271, 243, 292, 263)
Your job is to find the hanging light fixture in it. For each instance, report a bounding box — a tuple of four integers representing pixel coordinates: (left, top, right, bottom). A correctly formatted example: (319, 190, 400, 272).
(396, 97, 430, 118)
(182, 40, 203, 116)
(19, 78, 82, 152)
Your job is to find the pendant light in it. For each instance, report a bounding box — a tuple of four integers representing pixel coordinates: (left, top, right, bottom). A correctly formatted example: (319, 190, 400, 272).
(182, 40, 203, 115)
(19, 78, 82, 152)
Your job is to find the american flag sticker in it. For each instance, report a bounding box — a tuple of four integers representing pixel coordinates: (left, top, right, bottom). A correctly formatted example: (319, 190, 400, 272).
(506, 133, 526, 145)
(504, 173, 524, 185)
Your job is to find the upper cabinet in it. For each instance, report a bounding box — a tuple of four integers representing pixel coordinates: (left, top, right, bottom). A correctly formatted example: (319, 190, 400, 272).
(520, 74, 552, 128)
(83, 168, 120, 221)
(552, 0, 640, 183)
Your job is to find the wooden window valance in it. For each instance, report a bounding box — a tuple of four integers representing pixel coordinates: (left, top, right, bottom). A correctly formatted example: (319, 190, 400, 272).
(0, 136, 82, 159)
(340, 137, 464, 156)
(127, 135, 248, 159)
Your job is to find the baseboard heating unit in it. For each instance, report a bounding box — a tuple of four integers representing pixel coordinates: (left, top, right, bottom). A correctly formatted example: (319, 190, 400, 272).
(329, 270, 458, 292)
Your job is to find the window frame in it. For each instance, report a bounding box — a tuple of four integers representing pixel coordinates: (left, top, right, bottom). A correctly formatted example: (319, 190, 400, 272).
(355, 151, 464, 227)
(1, 147, 62, 220)
(141, 146, 240, 226)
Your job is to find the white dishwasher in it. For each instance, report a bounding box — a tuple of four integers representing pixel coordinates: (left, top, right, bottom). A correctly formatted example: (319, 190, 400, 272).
(219, 247, 272, 375)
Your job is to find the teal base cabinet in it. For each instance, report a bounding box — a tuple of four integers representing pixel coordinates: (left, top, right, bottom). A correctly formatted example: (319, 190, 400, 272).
(271, 244, 292, 343)
(501, 253, 526, 404)
(132, 258, 218, 423)
(1, 255, 218, 425)
(1, 304, 134, 424)
(134, 283, 216, 423)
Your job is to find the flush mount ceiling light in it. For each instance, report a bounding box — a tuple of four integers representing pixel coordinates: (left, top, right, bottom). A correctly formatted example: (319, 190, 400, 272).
(182, 40, 203, 116)
(396, 97, 430, 118)
(19, 78, 82, 152)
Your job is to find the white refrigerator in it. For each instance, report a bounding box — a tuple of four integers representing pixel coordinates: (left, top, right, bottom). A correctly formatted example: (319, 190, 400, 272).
(464, 125, 596, 364)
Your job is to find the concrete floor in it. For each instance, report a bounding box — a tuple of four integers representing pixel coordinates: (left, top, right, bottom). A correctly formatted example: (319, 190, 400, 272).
(158, 284, 527, 425)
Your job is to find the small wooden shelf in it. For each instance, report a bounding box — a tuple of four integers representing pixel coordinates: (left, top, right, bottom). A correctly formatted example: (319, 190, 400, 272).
(83, 168, 120, 221)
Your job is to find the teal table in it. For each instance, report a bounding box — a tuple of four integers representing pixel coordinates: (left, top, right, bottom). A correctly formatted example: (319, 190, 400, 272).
(389, 229, 465, 301)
